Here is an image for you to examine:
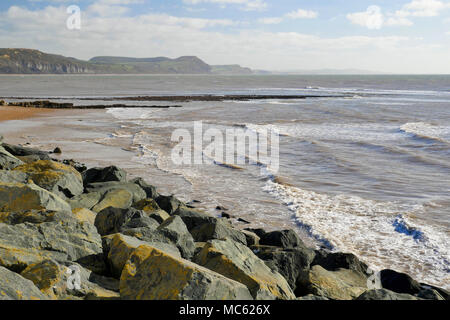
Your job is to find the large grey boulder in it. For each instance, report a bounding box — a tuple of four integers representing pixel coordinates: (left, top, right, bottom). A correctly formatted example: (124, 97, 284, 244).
(194, 238, 296, 300)
(94, 207, 159, 236)
(379, 269, 422, 295)
(0, 219, 102, 272)
(131, 177, 159, 199)
(253, 245, 316, 292)
(0, 170, 28, 183)
(13, 160, 84, 199)
(157, 216, 196, 260)
(85, 181, 146, 204)
(0, 146, 24, 170)
(120, 245, 253, 300)
(0, 266, 49, 300)
(1, 143, 51, 160)
(174, 206, 247, 245)
(156, 194, 184, 214)
(105, 233, 180, 278)
(68, 191, 103, 211)
(82, 166, 127, 186)
(312, 250, 370, 275)
(296, 265, 368, 300)
(356, 289, 420, 300)
(0, 182, 71, 213)
(20, 260, 119, 300)
(259, 229, 303, 249)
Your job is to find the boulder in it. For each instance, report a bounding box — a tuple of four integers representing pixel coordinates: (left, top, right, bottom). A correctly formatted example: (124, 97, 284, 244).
(259, 230, 302, 248)
(1, 143, 51, 161)
(356, 289, 420, 300)
(72, 208, 96, 225)
(194, 238, 295, 300)
(253, 245, 316, 292)
(156, 194, 184, 215)
(157, 216, 196, 260)
(68, 191, 103, 211)
(241, 230, 260, 246)
(0, 266, 48, 300)
(297, 295, 329, 300)
(0, 219, 102, 272)
(85, 181, 146, 204)
(296, 265, 368, 300)
(245, 228, 266, 238)
(379, 269, 421, 295)
(20, 260, 119, 300)
(190, 219, 247, 245)
(0, 209, 72, 225)
(0, 170, 28, 183)
(0, 146, 24, 170)
(120, 245, 253, 300)
(174, 206, 217, 230)
(13, 160, 84, 199)
(82, 166, 127, 186)
(94, 207, 159, 236)
(131, 177, 159, 199)
(133, 198, 169, 223)
(91, 189, 133, 213)
(312, 250, 369, 275)
(417, 288, 445, 300)
(0, 182, 71, 213)
(106, 234, 180, 278)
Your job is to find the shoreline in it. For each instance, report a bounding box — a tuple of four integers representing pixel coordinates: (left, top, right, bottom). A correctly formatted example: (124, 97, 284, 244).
(0, 136, 448, 300)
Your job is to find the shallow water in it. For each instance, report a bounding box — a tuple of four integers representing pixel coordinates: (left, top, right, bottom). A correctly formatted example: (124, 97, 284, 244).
(0, 74, 449, 289)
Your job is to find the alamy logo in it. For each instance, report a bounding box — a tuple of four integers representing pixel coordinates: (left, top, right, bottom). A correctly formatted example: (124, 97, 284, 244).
(171, 121, 280, 174)
(66, 265, 81, 290)
(66, 5, 81, 30)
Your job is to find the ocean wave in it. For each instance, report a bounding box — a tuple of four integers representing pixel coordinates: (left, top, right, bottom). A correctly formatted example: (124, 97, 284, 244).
(263, 179, 450, 289)
(400, 122, 450, 143)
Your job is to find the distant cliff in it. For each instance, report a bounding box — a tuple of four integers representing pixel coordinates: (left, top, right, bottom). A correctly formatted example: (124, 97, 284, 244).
(0, 49, 255, 75)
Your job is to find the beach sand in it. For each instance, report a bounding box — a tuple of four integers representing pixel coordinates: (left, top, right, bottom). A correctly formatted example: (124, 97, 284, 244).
(0, 106, 58, 122)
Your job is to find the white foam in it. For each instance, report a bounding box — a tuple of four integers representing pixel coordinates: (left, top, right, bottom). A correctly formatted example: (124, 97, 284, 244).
(400, 122, 450, 143)
(263, 180, 450, 289)
(106, 107, 161, 120)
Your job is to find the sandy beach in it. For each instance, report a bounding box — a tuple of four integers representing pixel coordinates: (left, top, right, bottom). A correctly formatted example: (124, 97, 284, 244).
(0, 106, 57, 122)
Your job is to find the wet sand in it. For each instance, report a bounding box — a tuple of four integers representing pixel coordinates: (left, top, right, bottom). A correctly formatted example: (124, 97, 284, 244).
(0, 106, 57, 122)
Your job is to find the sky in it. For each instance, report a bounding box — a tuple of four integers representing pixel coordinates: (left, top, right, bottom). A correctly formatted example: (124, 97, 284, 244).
(0, 0, 449, 73)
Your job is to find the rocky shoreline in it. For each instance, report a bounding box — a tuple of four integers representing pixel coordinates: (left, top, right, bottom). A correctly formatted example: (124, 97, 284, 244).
(0, 135, 448, 300)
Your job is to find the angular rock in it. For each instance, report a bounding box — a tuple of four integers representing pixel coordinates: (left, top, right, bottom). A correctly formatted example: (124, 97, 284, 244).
(174, 206, 217, 230)
(0, 219, 102, 272)
(190, 219, 247, 245)
(20, 260, 119, 300)
(91, 189, 133, 213)
(0, 266, 48, 300)
(68, 191, 103, 211)
(2, 143, 51, 161)
(0, 182, 71, 213)
(131, 177, 159, 199)
(94, 207, 159, 236)
(156, 194, 184, 215)
(417, 288, 445, 300)
(85, 181, 146, 204)
(296, 265, 368, 300)
(157, 216, 196, 260)
(72, 208, 96, 225)
(194, 238, 295, 300)
(259, 230, 302, 248)
(0, 146, 24, 170)
(241, 230, 260, 246)
(245, 228, 266, 238)
(253, 245, 316, 292)
(13, 160, 84, 199)
(0, 209, 72, 225)
(312, 250, 369, 275)
(82, 166, 127, 186)
(0, 170, 28, 183)
(379, 269, 421, 295)
(106, 234, 180, 278)
(133, 198, 170, 223)
(120, 245, 253, 300)
(356, 289, 420, 300)
(297, 294, 329, 300)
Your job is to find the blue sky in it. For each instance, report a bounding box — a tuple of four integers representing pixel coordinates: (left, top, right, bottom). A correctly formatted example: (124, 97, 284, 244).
(0, 0, 449, 73)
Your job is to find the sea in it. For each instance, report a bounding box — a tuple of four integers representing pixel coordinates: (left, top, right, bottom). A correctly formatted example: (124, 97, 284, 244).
(0, 74, 449, 289)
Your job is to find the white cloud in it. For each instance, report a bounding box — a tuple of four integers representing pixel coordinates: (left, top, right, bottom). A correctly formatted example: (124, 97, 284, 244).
(1, 4, 449, 73)
(285, 9, 318, 19)
(258, 17, 283, 24)
(182, 0, 267, 11)
(400, 0, 450, 17)
(347, 5, 385, 30)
